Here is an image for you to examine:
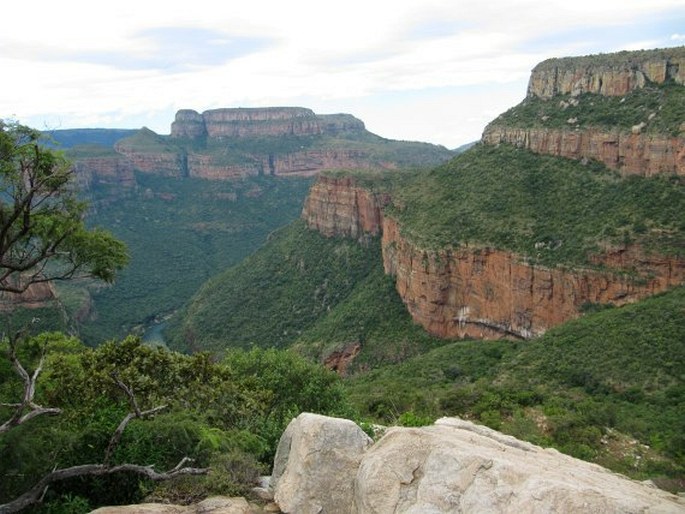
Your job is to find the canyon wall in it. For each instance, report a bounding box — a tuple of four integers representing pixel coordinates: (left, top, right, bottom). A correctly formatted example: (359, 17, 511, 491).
(301, 176, 390, 239)
(302, 175, 684, 340)
(484, 46, 685, 176)
(482, 126, 684, 176)
(72, 155, 137, 189)
(527, 47, 685, 98)
(381, 217, 684, 339)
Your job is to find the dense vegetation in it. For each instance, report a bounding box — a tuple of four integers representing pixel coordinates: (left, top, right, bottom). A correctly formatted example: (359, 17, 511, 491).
(67, 174, 313, 343)
(345, 286, 685, 488)
(0, 335, 350, 512)
(169, 221, 381, 353)
(489, 82, 685, 135)
(388, 144, 684, 265)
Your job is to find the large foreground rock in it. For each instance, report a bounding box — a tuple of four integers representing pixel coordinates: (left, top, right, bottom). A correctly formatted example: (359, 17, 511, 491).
(270, 414, 684, 513)
(270, 413, 373, 514)
(355, 418, 684, 513)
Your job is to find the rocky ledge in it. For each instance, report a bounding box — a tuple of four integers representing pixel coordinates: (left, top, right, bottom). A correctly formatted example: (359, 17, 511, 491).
(527, 47, 685, 98)
(171, 107, 365, 139)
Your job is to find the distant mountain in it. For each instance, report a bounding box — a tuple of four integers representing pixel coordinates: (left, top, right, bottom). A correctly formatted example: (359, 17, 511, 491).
(43, 128, 138, 149)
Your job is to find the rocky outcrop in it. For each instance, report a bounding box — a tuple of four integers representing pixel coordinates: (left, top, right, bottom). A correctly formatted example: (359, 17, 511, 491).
(270, 413, 373, 514)
(0, 281, 58, 311)
(171, 108, 365, 140)
(483, 125, 685, 176)
(482, 126, 685, 176)
(381, 216, 685, 339)
(527, 47, 685, 98)
(72, 155, 136, 189)
(268, 414, 685, 513)
(301, 176, 391, 238)
(90, 496, 254, 513)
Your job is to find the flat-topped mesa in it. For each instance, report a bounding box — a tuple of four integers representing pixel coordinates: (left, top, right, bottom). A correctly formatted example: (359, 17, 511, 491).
(528, 46, 685, 98)
(170, 107, 366, 139)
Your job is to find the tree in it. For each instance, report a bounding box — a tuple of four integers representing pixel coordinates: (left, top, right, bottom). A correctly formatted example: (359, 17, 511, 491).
(0, 120, 128, 293)
(0, 121, 206, 513)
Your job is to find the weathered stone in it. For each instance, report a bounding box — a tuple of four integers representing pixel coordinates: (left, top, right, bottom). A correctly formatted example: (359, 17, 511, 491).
(271, 413, 373, 514)
(527, 47, 685, 98)
(381, 216, 685, 339)
(482, 126, 684, 176)
(353, 417, 685, 513)
(301, 176, 391, 239)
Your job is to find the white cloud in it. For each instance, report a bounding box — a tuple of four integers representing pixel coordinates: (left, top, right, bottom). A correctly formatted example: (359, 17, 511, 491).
(3, 0, 684, 148)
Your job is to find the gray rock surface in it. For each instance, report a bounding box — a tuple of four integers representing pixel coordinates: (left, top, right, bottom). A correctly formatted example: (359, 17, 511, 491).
(270, 412, 373, 514)
(354, 417, 685, 513)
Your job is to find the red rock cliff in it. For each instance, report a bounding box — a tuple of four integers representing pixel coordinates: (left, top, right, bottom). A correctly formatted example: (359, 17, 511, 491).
(171, 107, 365, 139)
(482, 126, 684, 176)
(302, 176, 390, 238)
(381, 217, 684, 339)
(301, 175, 684, 340)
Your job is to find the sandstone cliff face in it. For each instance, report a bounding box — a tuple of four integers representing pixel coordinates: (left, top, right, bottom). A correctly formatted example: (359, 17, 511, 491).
(381, 217, 684, 339)
(72, 155, 136, 189)
(171, 107, 365, 139)
(0, 281, 58, 311)
(527, 47, 685, 98)
(301, 175, 684, 340)
(482, 126, 685, 176)
(301, 176, 390, 239)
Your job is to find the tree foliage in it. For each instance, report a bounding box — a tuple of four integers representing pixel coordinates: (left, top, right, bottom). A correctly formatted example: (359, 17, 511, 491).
(0, 121, 127, 293)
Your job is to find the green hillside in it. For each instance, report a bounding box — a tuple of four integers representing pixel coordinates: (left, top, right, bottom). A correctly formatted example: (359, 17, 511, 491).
(389, 144, 684, 266)
(72, 174, 313, 343)
(345, 286, 685, 485)
(488, 81, 684, 136)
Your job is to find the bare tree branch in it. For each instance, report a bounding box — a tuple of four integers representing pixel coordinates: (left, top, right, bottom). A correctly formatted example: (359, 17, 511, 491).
(0, 347, 208, 514)
(0, 336, 61, 435)
(0, 459, 209, 514)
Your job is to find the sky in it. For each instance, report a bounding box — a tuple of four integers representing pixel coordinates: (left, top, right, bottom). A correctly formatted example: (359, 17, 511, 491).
(1, 0, 683, 149)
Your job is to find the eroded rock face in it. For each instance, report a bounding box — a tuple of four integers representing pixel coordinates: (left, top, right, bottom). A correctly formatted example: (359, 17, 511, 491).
(270, 413, 373, 514)
(353, 417, 685, 513)
(171, 108, 366, 140)
(381, 216, 685, 339)
(72, 156, 136, 190)
(482, 126, 684, 176)
(0, 281, 58, 311)
(301, 176, 391, 238)
(527, 47, 685, 98)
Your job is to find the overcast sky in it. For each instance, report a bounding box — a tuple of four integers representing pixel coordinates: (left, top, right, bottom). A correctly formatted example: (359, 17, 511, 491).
(2, 0, 683, 149)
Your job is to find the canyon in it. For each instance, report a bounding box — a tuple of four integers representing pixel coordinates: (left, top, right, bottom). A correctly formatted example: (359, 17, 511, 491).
(302, 176, 685, 339)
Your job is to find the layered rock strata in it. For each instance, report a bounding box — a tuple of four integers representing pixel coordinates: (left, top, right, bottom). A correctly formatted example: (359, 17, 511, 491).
(171, 107, 365, 139)
(482, 126, 684, 176)
(301, 176, 390, 238)
(527, 47, 685, 98)
(302, 175, 684, 339)
(381, 217, 684, 339)
(485, 47, 685, 176)
(72, 155, 136, 189)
